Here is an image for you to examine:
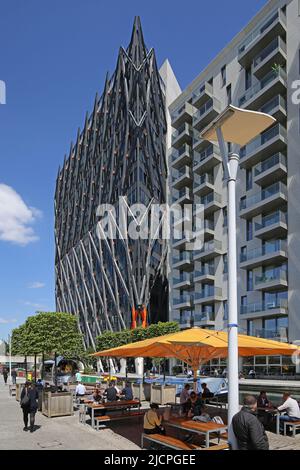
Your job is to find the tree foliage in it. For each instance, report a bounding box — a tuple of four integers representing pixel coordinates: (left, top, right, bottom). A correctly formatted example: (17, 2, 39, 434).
(96, 321, 179, 353)
(11, 312, 84, 358)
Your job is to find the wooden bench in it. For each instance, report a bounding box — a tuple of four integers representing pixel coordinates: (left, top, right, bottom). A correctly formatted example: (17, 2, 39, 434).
(94, 410, 144, 430)
(141, 433, 229, 451)
(283, 420, 300, 437)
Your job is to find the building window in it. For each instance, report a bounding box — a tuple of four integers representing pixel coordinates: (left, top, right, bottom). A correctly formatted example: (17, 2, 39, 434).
(246, 168, 252, 191)
(241, 296, 247, 314)
(226, 84, 232, 105)
(221, 65, 226, 87)
(223, 300, 228, 320)
(247, 320, 254, 336)
(245, 67, 252, 90)
(223, 207, 228, 227)
(247, 270, 253, 291)
(241, 246, 247, 262)
(246, 219, 253, 241)
(223, 254, 228, 274)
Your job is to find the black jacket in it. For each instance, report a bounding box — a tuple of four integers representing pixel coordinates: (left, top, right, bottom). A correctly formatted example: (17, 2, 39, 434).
(20, 387, 39, 412)
(232, 407, 269, 450)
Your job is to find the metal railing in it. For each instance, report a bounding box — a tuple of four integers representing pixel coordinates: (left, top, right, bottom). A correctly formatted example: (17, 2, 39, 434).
(255, 210, 287, 231)
(201, 191, 222, 206)
(173, 272, 193, 286)
(260, 95, 286, 114)
(240, 239, 287, 262)
(194, 266, 215, 278)
(253, 36, 286, 68)
(194, 287, 222, 300)
(173, 252, 193, 264)
(254, 152, 287, 176)
(238, 68, 287, 107)
(240, 123, 287, 158)
(240, 181, 287, 210)
(174, 294, 193, 306)
(171, 144, 191, 162)
(240, 298, 288, 314)
(255, 267, 287, 285)
(194, 173, 214, 186)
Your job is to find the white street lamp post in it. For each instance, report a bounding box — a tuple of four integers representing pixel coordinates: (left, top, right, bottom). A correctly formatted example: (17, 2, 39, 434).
(201, 105, 276, 449)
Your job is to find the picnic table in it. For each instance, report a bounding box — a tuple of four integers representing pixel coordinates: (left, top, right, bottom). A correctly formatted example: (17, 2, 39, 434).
(166, 417, 228, 448)
(82, 399, 141, 429)
(257, 407, 280, 434)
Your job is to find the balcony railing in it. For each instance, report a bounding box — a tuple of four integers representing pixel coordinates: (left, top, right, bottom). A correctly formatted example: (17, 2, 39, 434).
(172, 187, 191, 203)
(238, 68, 287, 107)
(238, 9, 285, 55)
(253, 36, 286, 68)
(240, 124, 287, 159)
(173, 272, 193, 286)
(240, 298, 288, 314)
(254, 152, 287, 177)
(201, 191, 222, 206)
(194, 287, 222, 300)
(254, 327, 288, 341)
(192, 82, 213, 102)
(240, 182, 287, 210)
(240, 239, 287, 262)
(198, 240, 222, 253)
(174, 294, 192, 306)
(194, 173, 214, 186)
(260, 95, 286, 114)
(171, 144, 191, 162)
(172, 252, 193, 265)
(172, 166, 191, 181)
(194, 98, 217, 121)
(194, 266, 215, 278)
(193, 144, 217, 166)
(255, 267, 287, 285)
(194, 311, 216, 322)
(255, 210, 287, 231)
(172, 124, 193, 139)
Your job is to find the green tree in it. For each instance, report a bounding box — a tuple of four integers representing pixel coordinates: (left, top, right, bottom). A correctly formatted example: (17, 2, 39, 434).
(11, 312, 84, 358)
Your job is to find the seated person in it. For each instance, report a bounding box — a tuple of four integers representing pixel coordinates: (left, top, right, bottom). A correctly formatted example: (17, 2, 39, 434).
(180, 384, 191, 405)
(75, 381, 86, 401)
(120, 382, 133, 401)
(143, 403, 165, 435)
(183, 391, 202, 418)
(201, 383, 214, 399)
(91, 387, 103, 403)
(277, 392, 300, 433)
(111, 380, 121, 395)
(257, 391, 272, 409)
(104, 382, 118, 402)
(192, 404, 211, 422)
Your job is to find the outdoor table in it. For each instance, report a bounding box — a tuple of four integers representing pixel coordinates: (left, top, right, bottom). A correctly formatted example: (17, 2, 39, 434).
(257, 407, 280, 434)
(166, 417, 228, 448)
(83, 399, 141, 429)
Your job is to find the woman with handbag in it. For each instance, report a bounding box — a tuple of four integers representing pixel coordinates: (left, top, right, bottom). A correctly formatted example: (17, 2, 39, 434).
(143, 403, 166, 435)
(20, 381, 39, 432)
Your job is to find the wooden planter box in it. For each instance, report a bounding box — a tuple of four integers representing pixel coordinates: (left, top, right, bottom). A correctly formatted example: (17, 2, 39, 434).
(132, 382, 151, 401)
(150, 384, 176, 405)
(42, 391, 74, 417)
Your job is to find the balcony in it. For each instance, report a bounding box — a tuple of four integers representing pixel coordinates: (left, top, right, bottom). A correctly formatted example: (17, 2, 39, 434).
(194, 266, 215, 283)
(240, 124, 287, 169)
(192, 219, 215, 242)
(260, 95, 286, 124)
(173, 272, 193, 289)
(240, 240, 287, 269)
(253, 152, 287, 186)
(194, 286, 223, 305)
(193, 144, 222, 173)
(172, 166, 193, 190)
(193, 173, 214, 196)
(252, 36, 287, 79)
(171, 102, 194, 129)
(238, 68, 287, 111)
(173, 231, 194, 250)
(171, 144, 192, 169)
(194, 310, 216, 326)
(238, 8, 286, 68)
(192, 82, 214, 108)
(200, 191, 223, 215)
(254, 268, 288, 291)
(193, 97, 221, 131)
(240, 298, 288, 319)
(172, 123, 193, 149)
(254, 327, 288, 342)
(194, 240, 223, 261)
(172, 187, 192, 205)
(240, 182, 287, 219)
(255, 210, 287, 240)
(179, 312, 194, 328)
(173, 294, 193, 309)
(173, 252, 193, 270)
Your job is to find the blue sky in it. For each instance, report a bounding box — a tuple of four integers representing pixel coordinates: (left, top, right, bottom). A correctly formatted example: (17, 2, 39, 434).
(0, 0, 267, 339)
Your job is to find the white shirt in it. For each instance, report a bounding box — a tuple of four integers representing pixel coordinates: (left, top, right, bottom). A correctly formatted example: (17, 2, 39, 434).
(278, 397, 300, 418)
(75, 383, 86, 395)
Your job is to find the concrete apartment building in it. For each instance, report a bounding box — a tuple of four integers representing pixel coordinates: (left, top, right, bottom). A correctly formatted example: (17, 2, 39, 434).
(169, 0, 300, 374)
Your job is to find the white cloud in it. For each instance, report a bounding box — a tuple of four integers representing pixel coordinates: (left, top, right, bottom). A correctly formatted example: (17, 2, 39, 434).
(28, 282, 45, 289)
(0, 318, 17, 324)
(0, 183, 42, 245)
(23, 301, 48, 310)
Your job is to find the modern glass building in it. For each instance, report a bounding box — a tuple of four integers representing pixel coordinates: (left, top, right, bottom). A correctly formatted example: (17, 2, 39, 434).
(169, 0, 300, 355)
(55, 17, 180, 348)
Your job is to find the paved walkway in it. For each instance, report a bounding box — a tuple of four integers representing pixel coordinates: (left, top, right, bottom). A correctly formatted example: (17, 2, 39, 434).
(0, 380, 140, 450)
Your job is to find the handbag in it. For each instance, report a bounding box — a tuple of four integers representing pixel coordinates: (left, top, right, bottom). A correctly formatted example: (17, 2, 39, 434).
(21, 391, 30, 407)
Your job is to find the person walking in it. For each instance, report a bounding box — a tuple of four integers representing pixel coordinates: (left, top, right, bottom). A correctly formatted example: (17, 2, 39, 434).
(11, 368, 17, 385)
(232, 395, 269, 450)
(20, 381, 39, 432)
(2, 367, 8, 385)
